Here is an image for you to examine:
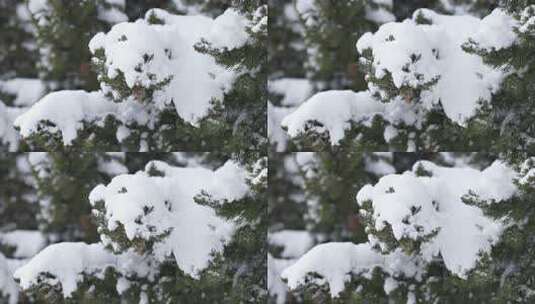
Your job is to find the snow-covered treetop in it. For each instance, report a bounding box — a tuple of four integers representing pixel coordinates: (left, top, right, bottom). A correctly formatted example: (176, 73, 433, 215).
(357, 160, 517, 276)
(13, 7, 251, 149)
(89, 160, 250, 277)
(12, 158, 252, 299)
(88, 8, 248, 124)
(281, 8, 519, 149)
(281, 160, 519, 298)
(357, 8, 515, 124)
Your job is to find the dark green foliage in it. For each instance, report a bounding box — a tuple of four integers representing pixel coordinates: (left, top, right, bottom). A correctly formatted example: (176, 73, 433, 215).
(27, 0, 123, 90)
(195, 1, 267, 158)
(0, 0, 38, 78)
(0, 153, 38, 232)
(195, 155, 267, 303)
(296, 0, 385, 91)
(268, 152, 308, 231)
(31, 152, 123, 242)
(268, 0, 306, 79)
(454, 155, 535, 303)
(278, 0, 505, 152)
(7, 153, 266, 303)
(461, 0, 535, 153)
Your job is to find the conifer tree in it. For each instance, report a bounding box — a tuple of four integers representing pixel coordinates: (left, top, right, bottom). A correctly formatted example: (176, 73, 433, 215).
(4, 152, 266, 304)
(195, 0, 268, 155)
(25, 0, 127, 91)
(275, 153, 530, 303)
(462, 0, 535, 153)
(28, 152, 128, 243)
(280, 1, 519, 152)
(268, 0, 307, 80)
(294, 0, 395, 91)
(0, 0, 38, 79)
(0, 0, 44, 151)
(12, 1, 266, 152)
(268, 152, 420, 303)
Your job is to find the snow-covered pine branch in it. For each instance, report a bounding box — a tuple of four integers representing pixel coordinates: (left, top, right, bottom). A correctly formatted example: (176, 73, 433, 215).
(13, 158, 252, 302)
(281, 159, 520, 302)
(12, 6, 256, 151)
(281, 7, 520, 151)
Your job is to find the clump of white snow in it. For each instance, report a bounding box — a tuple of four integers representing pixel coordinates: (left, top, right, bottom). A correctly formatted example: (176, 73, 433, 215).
(13, 243, 116, 297)
(0, 230, 46, 259)
(282, 8, 519, 147)
(357, 160, 517, 277)
(14, 8, 252, 147)
(89, 8, 248, 125)
(281, 242, 421, 297)
(268, 78, 313, 151)
(281, 160, 519, 298)
(13, 242, 159, 298)
(357, 8, 513, 125)
(468, 8, 518, 50)
(281, 90, 385, 144)
(14, 91, 118, 145)
(89, 160, 250, 277)
(0, 253, 19, 304)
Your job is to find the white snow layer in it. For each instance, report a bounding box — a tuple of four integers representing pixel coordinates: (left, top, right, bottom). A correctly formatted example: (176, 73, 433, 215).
(14, 8, 250, 145)
(282, 161, 518, 297)
(0, 78, 45, 150)
(357, 160, 517, 278)
(88, 160, 250, 278)
(281, 242, 420, 297)
(356, 8, 515, 124)
(89, 8, 248, 124)
(268, 78, 313, 151)
(0, 253, 19, 304)
(0, 230, 46, 259)
(13, 242, 158, 298)
(269, 230, 314, 259)
(281, 90, 385, 144)
(14, 91, 117, 145)
(14, 243, 116, 297)
(282, 8, 518, 145)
